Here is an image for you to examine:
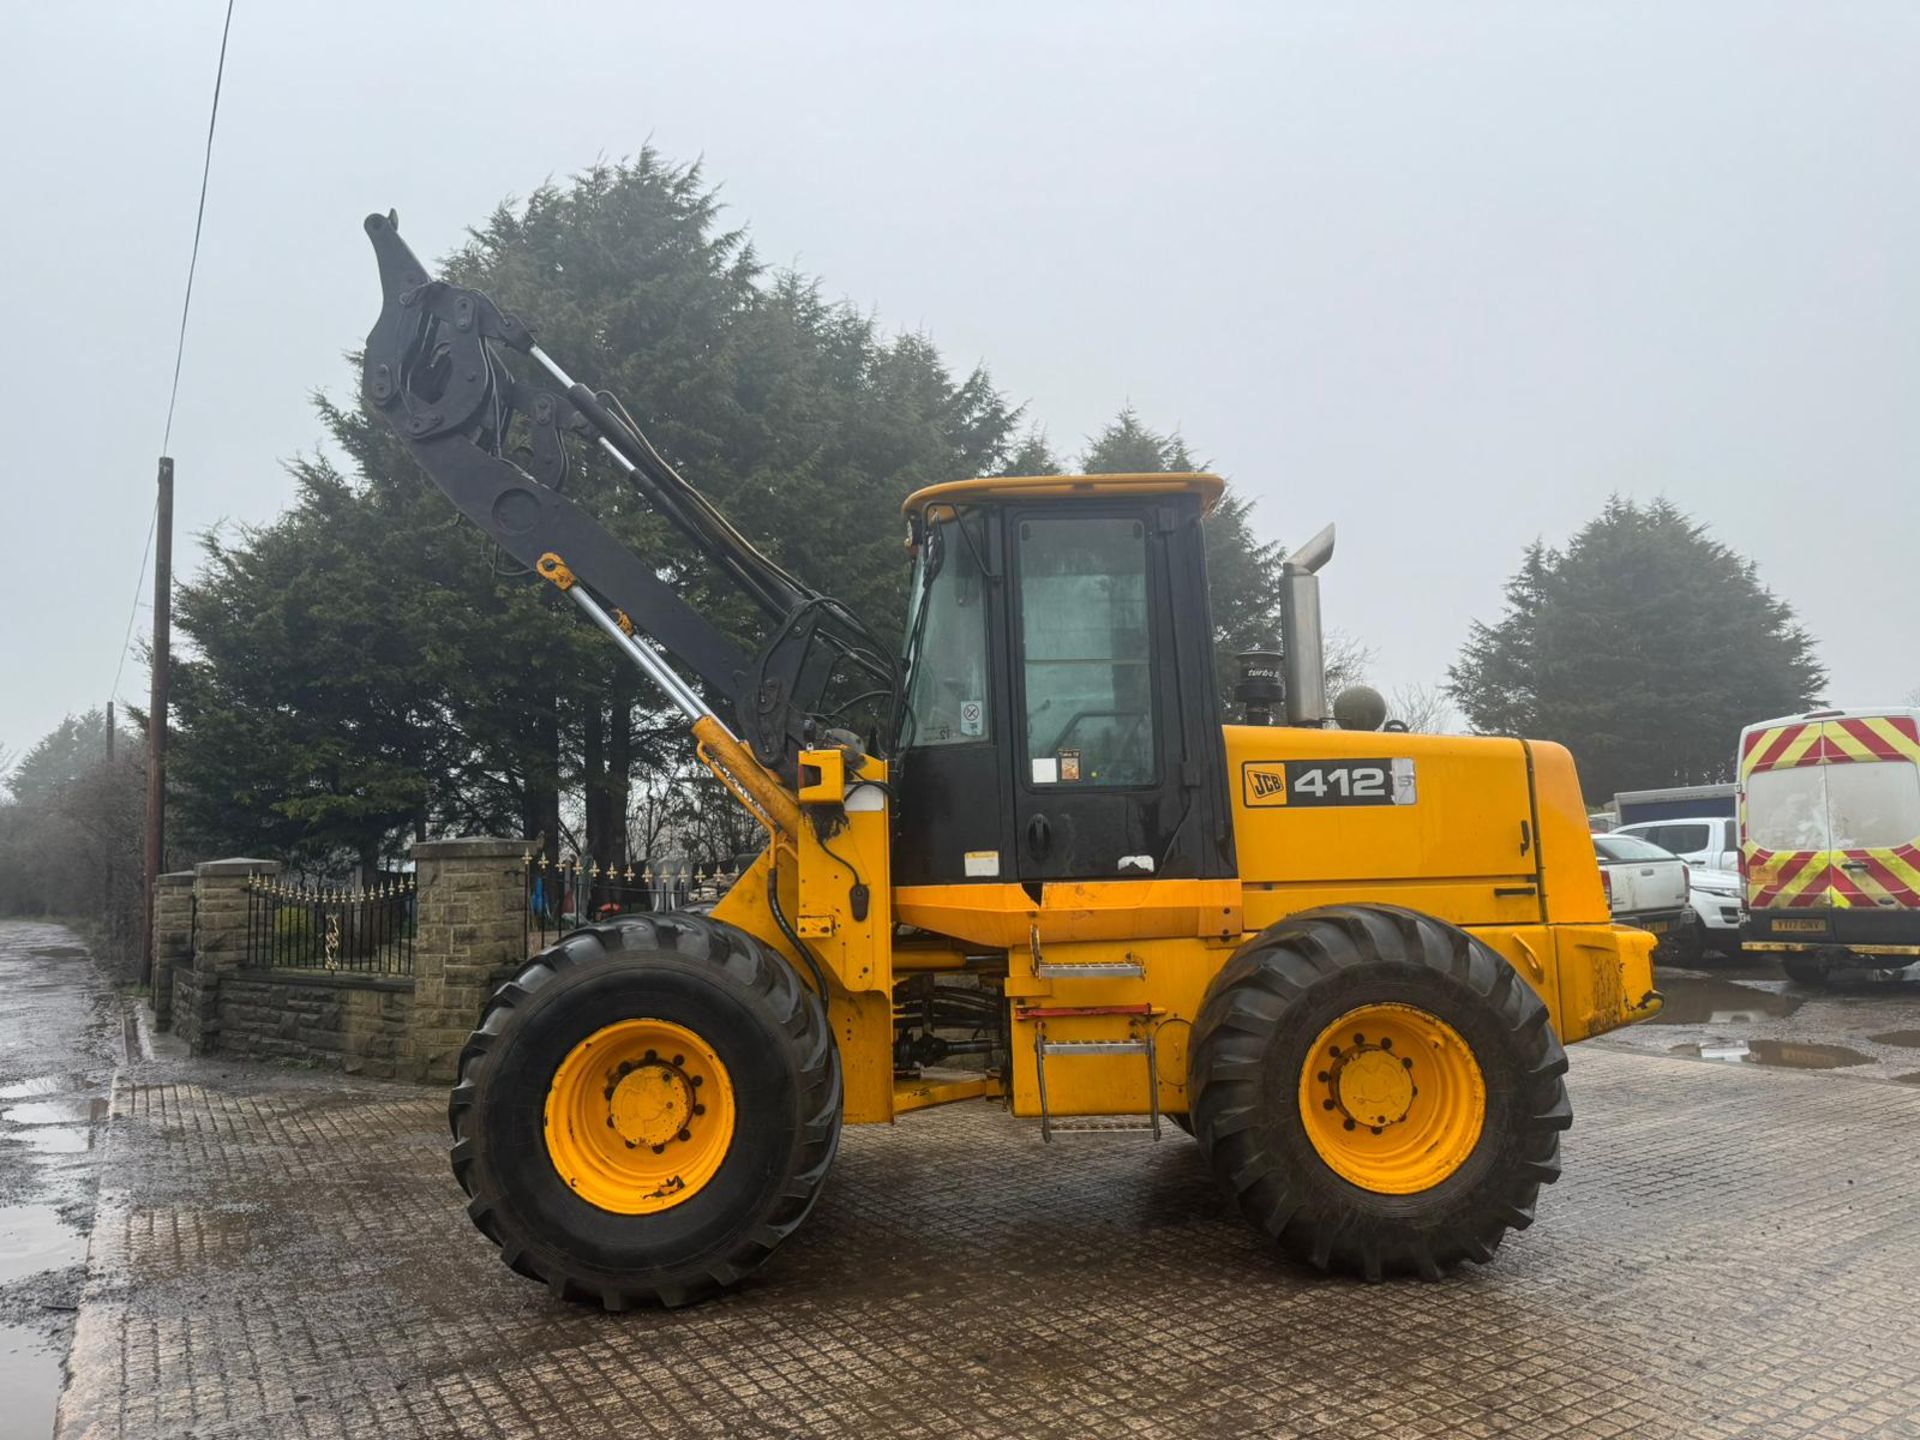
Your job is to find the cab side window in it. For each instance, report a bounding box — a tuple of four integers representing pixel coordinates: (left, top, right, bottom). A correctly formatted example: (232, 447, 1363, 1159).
(1017, 515, 1155, 787)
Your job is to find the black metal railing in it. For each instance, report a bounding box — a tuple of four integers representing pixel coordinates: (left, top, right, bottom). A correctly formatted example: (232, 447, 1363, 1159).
(524, 854, 747, 954)
(244, 873, 416, 976)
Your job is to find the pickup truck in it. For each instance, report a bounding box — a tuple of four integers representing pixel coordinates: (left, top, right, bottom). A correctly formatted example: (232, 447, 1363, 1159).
(1592, 832, 1691, 940)
(1613, 816, 1739, 874)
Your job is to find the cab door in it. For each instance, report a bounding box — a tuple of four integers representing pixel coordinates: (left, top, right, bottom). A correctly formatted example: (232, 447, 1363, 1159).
(1008, 500, 1226, 882)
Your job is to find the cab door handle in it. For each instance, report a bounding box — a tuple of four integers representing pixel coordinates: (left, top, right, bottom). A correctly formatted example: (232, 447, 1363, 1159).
(1026, 813, 1052, 859)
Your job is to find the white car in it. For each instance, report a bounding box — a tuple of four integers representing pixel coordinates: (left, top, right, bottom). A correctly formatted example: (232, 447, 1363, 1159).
(1591, 832, 1690, 940)
(1678, 867, 1743, 959)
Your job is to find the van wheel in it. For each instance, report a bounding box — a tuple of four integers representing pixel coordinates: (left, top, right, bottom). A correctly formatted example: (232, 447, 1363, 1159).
(1189, 905, 1568, 1280)
(1781, 954, 1832, 986)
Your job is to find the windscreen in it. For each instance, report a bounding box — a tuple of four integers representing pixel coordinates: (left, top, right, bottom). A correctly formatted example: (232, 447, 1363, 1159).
(1593, 833, 1673, 863)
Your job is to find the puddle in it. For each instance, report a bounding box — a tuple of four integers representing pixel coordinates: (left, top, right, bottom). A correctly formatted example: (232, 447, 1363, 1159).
(1650, 976, 1802, 1026)
(0, 1079, 65, 1102)
(0, 1205, 83, 1285)
(0, 1127, 93, 1155)
(26, 946, 85, 960)
(3, 1098, 103, 1128)
(1672, 1039, 1874, 1070)
(1868, 1030, 1920, 1049)
(1894, 1073, 1920, 1086)
(0, 1322, 62, 1440)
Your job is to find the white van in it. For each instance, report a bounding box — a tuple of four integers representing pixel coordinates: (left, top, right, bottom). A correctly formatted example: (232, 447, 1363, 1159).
(1738, 707, 1920, 982)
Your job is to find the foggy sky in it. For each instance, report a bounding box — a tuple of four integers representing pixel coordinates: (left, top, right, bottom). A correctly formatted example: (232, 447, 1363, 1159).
(5, 1, 1917, 760)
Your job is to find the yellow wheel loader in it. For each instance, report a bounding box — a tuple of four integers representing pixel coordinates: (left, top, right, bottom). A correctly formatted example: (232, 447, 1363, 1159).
(360, 212, 1660, 1309)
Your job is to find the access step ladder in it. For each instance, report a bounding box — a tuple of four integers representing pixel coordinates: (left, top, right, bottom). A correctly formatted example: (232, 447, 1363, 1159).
(1029, 1012, 1163, 1143)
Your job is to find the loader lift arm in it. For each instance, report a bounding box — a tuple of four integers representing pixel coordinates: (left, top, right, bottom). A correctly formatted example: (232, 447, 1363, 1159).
(360, 210, 893, 774)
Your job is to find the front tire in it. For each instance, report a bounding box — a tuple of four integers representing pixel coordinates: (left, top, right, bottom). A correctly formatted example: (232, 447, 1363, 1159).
(1189, 905, 1569, 1281)
(450, 913, 841, 1309)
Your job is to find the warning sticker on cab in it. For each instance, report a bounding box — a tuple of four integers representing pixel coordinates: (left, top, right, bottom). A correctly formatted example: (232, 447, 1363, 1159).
(1242, 758, 1417, 809)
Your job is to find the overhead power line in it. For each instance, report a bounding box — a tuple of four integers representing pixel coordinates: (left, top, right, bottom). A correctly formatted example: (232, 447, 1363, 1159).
(109, 0, 236, 706)
(163, 0, 237, 454)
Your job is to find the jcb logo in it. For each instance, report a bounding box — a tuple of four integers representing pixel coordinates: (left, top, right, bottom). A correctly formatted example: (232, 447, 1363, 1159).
(1243, 764, 1289, 807)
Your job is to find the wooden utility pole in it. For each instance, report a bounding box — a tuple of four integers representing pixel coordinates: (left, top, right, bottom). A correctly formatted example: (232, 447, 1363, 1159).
(140, 459, 174, 987)
(106, 701, 116, 761)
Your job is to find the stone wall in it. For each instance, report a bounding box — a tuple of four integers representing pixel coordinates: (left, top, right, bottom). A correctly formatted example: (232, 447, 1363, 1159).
(174, 858, 280, 1053)
(410, 839, 530, 1083)
(151, 871, 195, 1030)
(153, 840, 530, 1083)
(216, 971, 414, 1078)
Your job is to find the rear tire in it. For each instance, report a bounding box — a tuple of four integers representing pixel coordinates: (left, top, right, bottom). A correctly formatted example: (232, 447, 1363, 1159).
(1189, 905, 1569, 1281)
(1781, 954, 1833, 986)
(450, 913, 841, 1309)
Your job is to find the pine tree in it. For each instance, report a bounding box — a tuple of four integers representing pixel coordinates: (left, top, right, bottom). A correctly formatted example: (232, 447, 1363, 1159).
(1447, 498, 1825, 798)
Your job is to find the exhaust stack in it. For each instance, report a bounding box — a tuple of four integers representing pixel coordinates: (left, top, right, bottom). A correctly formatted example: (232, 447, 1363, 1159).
(1279, 523, 1335, 728)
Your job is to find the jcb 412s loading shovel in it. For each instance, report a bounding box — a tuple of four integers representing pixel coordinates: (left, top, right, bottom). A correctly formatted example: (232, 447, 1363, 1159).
(359, 211, 1661, 1308)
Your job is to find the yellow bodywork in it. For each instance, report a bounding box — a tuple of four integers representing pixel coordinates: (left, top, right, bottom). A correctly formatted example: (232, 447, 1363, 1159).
(705, 722, 1657, 1127)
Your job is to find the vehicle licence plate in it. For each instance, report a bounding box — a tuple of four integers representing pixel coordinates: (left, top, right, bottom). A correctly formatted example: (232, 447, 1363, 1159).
(1773, 918, 1826, 933)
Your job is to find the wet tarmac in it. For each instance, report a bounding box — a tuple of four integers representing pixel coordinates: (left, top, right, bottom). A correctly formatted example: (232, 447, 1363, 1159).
(1597, 950, 1920, 1085)
(0, 923, 118, 1440)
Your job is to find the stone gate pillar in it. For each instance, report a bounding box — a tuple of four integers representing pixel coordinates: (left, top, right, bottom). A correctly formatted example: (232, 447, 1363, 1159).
(409, 838, 528, 1083)
(180, 858, 281, 1055)
(150, 871, 195, 1031)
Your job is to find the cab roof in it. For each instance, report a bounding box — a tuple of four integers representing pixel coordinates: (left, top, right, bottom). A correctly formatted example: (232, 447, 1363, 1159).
(902, 471, 1225, 518)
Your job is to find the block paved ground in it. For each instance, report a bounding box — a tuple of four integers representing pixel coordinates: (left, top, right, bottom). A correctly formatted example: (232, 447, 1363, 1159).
(55, 1032, 1920, 1439)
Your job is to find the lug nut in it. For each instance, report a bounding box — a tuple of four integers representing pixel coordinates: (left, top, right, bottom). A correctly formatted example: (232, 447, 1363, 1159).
(1343, 1119, 1356, 1132)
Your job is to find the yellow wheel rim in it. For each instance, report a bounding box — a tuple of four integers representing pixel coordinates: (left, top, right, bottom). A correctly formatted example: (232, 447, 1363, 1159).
(1298, 1002, 1486, 1195)
(543, 1018, 737, 1215)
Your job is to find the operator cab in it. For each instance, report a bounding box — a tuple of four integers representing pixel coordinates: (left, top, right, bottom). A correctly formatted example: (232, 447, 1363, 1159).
(892, 474, 1237, 887)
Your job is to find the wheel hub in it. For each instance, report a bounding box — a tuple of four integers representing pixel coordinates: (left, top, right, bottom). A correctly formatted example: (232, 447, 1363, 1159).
(608, 1059, 696, 1150)
(1328, 1041, 1414, 1129)
(544, 1018, 735, 1215)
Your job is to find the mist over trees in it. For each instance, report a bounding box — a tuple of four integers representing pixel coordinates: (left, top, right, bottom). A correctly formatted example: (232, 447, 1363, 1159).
(0, 708, 146, 974)
(163, 152, 1302, 877)
(1446, 498, 1824, 798)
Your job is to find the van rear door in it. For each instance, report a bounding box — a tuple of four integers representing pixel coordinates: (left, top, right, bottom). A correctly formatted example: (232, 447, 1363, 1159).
(1820, 716, 1920, 919)
(1741, 719, 1834, 931)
